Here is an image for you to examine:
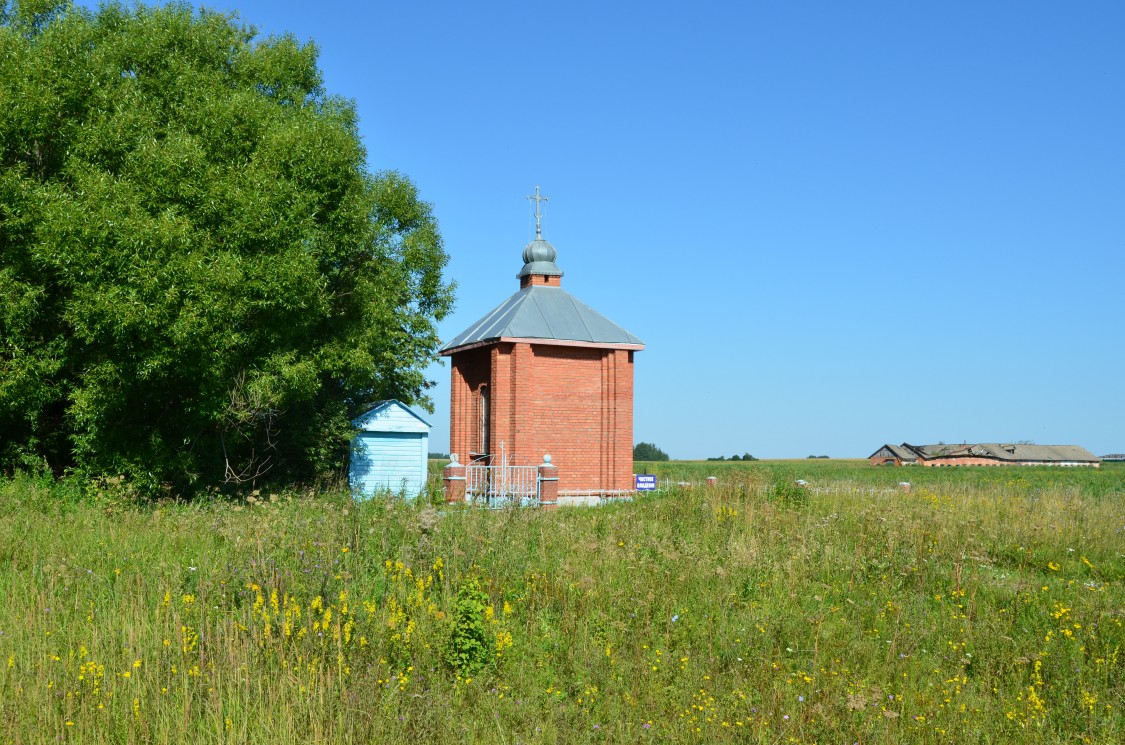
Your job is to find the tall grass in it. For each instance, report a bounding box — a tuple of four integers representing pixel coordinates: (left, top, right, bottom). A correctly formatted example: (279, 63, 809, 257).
(1, 462, 1121, 743)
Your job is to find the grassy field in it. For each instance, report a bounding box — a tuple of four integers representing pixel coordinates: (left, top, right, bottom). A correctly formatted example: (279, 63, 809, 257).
(1, 461, 1122, 743)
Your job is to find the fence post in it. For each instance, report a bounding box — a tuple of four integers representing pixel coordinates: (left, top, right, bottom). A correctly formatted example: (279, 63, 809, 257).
(538, 454, 559, 510)
(443, 454, 466, 504)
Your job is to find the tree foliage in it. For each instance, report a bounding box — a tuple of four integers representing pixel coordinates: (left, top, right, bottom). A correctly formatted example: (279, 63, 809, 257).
(0, 1, 453, 493)
(633, 442, 669, 461)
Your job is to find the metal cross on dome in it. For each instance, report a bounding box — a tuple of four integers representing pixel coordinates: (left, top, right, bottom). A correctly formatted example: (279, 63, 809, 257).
(526, 185, 549, 238)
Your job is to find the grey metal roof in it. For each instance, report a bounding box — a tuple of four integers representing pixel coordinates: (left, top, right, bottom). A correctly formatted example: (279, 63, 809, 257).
(440, 285, 645, 354)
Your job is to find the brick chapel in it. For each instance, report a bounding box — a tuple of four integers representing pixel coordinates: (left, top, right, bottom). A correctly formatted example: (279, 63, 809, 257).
(440, 188, 644, 495)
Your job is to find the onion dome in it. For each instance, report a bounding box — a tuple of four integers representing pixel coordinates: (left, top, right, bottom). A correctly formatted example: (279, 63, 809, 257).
(518, 237, 563, 279)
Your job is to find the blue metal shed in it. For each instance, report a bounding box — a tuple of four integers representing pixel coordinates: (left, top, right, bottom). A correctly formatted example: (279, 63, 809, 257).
(349, 400, 431, 500)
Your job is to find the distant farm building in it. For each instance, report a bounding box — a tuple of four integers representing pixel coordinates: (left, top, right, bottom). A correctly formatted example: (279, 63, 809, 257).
(868, 444, 920, 466)
(869, 443, 1100, 468)
(349, 400, 431, 499)
(440, 188, 643, 499)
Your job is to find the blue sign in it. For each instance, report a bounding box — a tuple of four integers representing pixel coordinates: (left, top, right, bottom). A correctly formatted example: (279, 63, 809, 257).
(635, 474, 657, 491)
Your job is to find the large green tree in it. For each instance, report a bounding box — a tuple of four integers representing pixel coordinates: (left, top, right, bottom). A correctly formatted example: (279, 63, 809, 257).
(633, 442, 669, 461)
(0, 1, 453, 493)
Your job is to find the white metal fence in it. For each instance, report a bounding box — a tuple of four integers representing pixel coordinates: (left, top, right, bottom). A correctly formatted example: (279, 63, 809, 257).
(466, 464, 540, 508)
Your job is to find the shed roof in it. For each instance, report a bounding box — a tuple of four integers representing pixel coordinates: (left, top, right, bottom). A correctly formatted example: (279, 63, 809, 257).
(352, 400, 431, 433)
(440, 285, 645, 355)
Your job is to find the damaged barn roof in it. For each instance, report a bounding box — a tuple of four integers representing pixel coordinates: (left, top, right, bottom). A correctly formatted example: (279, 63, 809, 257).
(904, 443, 1100, 462)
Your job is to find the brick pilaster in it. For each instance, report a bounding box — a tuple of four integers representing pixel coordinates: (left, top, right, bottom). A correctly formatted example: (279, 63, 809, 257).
(443, 455, 466, 503)
(538, 455, 559, 509)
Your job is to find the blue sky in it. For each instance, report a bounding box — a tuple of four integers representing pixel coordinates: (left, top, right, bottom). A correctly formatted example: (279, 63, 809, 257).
(90, 1, 1125, 458)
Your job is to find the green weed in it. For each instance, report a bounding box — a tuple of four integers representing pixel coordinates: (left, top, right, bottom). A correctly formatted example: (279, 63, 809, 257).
(0, 462, 1121, 743)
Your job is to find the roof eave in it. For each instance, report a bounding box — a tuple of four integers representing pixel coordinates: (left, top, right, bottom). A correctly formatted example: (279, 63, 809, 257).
(351, 399, 432, 428)
(440, 336, 646, 356)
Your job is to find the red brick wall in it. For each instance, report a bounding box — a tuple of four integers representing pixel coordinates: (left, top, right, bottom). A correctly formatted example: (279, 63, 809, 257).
(920, 457, 1099, 468)
(920, 457, 1002, 467)
(520, 275, 562, 288)
(530, 345, 604, 491)
(869, 457, 899, 466)
(607, 349, 634, 492)
(446, 341, 635, 493)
